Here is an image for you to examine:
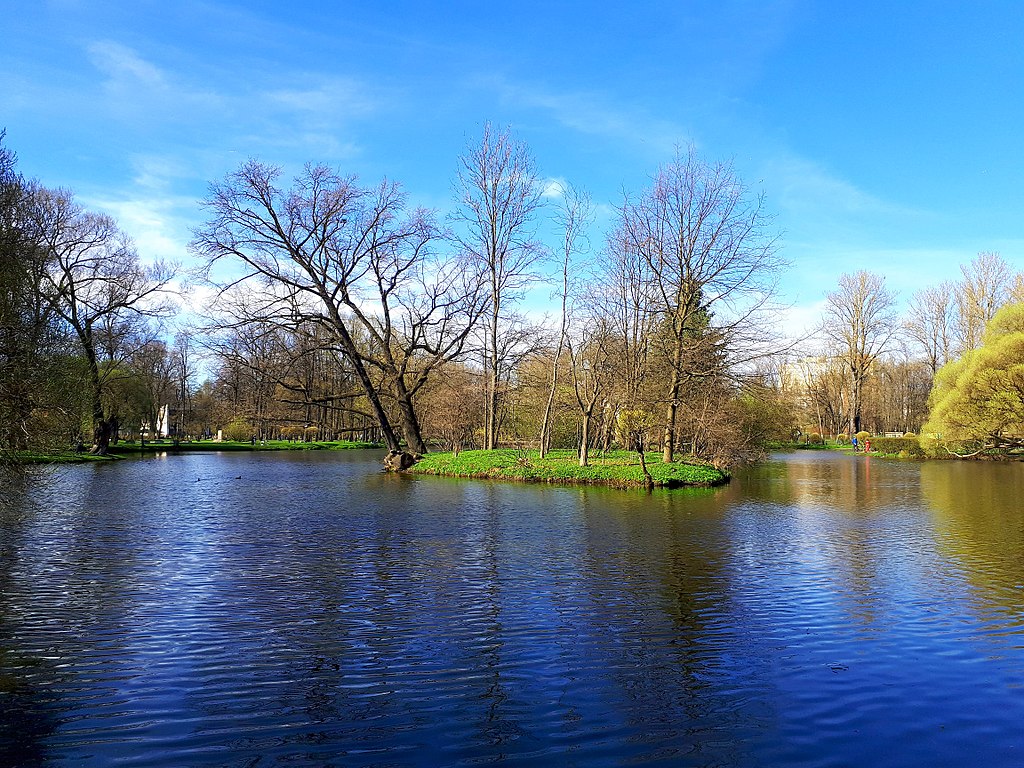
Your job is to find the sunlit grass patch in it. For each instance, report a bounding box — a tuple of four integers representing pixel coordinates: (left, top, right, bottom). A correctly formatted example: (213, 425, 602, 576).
(410, 449, 728, 489)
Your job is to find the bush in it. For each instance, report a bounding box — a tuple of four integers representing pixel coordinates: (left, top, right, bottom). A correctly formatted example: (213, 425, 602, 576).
(808, 432, 823, 444)
(903, 432, 917, 438)
(222, 418, 253, 442)
(868, 436, 925, 458)
(836, 433, 849, 445)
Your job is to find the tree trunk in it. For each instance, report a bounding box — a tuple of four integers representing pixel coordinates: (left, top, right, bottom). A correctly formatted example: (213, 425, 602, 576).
(395, 389, 428, 455)
(82, 340, 111, 455)
(578, 410, 592, 467)
(637, 443, 654, 491)
(851, 372, 862, 435)
(663, 334, 685, 463)
(539, 360, 559, 458)
(486, 306, 500, 450)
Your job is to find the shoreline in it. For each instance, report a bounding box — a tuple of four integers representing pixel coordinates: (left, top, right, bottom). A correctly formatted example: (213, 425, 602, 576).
(7, 439, 383, 464)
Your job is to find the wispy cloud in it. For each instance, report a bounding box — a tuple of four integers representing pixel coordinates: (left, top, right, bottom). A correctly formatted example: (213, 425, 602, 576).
(87, 40, 167, 90)
(480, 75, 693, 157)
(761, 153, 921, 219)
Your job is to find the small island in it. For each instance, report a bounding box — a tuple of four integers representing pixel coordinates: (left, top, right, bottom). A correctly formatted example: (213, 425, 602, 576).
(409, 449, 728, 490)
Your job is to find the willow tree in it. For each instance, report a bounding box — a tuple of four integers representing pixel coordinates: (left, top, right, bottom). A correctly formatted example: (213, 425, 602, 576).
(193, 161, 484, 455)
(923, 302, 1024, 454)
(611, 146, 782, 463)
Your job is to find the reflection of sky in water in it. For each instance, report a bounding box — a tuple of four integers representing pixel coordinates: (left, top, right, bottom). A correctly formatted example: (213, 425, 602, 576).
(2, 451, 1024, 767)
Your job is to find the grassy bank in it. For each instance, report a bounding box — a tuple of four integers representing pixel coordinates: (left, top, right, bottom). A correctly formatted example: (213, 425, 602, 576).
(410, 449, 729, 489)
(9, 439, 382, 464)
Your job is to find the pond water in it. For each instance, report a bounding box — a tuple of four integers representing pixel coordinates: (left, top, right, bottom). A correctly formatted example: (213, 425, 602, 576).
(2, 450, 1024, 767)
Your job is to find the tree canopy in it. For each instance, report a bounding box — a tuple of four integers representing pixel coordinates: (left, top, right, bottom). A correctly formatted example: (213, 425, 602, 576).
(923, 302, 1024, 453)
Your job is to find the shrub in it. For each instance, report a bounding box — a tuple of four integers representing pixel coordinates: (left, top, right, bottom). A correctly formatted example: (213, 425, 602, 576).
(868, 436, 925, 458)
(808, 432, 823, 444)
(903, 432, 917, 438)
(222, 418, 253, 442)
(303, 426, 320, 442)
(836, 433, 849, 445)
(855, 431, 871, 443)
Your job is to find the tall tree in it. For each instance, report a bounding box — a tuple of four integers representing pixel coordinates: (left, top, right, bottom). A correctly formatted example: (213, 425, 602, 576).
(955, 251, 1012, 353)
(923, 302, 1024, 454)
(612, 146, 782, 462)
(0, 134, 74, 454)
(566, 310, 614, 467)
(193, 161, 484, 455)
(539, 183, 590, 458)
(822, 270, 898, 436)
(453, 123, 545, 449)
(31, 187, 174, 454)
(905, 281, 955, 375)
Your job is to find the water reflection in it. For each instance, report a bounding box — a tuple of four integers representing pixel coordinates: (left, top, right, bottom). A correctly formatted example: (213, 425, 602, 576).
(2, 452, 1024, 766)
(920, 460, 1024, 631)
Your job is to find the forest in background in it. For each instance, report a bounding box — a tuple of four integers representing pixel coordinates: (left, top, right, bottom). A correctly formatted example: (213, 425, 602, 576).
(4, 125, 1024, 466)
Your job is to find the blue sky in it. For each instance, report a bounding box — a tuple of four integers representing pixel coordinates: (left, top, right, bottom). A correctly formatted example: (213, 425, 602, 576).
(4, 0, 1024, 336)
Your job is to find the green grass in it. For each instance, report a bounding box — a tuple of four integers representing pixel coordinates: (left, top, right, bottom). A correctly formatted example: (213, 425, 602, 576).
(409, 449, 729, 489)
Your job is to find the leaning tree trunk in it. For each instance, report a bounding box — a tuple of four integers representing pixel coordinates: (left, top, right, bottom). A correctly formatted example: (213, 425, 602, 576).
(394, 389, 428, 455)
(637, 440, 654, 492)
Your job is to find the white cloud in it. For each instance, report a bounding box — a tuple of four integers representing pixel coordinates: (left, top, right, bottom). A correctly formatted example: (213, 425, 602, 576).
(759, 152, 930, 226)
(541, 178, 566, 198)
(264, 78, 377, 117)
(86, 40, 167, 89)
(82, 191, 195, 265)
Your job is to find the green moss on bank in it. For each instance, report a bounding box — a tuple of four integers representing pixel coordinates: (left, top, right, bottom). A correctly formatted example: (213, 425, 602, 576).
(409, 449, 729, 489)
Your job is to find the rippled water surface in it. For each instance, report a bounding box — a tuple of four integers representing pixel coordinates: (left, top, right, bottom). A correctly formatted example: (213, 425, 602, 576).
(2, 450, 1024, 767)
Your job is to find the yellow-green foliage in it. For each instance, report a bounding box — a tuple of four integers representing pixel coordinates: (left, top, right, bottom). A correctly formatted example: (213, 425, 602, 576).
(868, 436, 925, 457)
(615, 409, 654, 450)
(923, 303, 1024, 448)
(222, 418, 253, 442)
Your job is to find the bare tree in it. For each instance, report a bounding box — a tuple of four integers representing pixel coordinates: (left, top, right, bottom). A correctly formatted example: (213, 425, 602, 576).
(130, 339, 178, 441)
(193, 161, 484, 455)
(31, 187, 175, 454)
(822, 270, 898, 436)
(612, 146, 783, 462)
(453, 123, 546, 449)
(566, 312, 615, 467)
(956, 251, 1012, 353)
(905, 282, 955, 375)
(539, 183, 590, 457)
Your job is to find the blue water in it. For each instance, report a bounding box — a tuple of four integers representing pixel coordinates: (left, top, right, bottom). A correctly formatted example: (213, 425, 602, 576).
(1, 450, 1023, 766)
